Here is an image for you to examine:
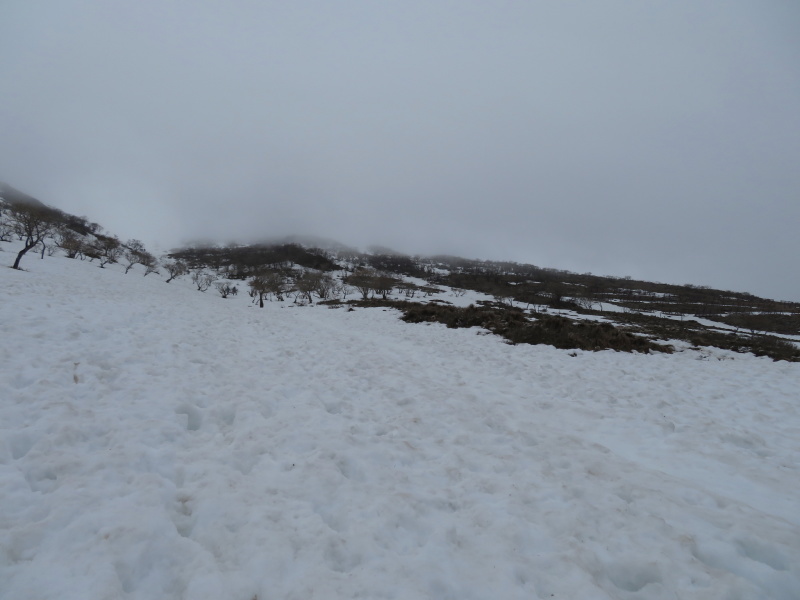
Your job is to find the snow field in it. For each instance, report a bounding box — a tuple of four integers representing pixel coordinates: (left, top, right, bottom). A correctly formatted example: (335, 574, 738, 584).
(1, 245, 799, 599)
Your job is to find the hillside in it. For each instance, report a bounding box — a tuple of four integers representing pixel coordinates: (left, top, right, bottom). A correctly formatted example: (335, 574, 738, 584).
(2, 227, 800, 597)
(3, 185, 799, 361)
(166, 241, 800, 362)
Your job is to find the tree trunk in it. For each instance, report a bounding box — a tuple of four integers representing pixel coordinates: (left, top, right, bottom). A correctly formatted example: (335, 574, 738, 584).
(13, 242, 38, 270)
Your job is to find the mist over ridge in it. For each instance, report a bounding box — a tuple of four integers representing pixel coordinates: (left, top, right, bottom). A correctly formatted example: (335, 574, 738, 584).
(1, 1, 799, 300)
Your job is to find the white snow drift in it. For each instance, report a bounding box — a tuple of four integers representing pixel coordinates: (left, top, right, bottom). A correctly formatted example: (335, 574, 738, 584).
(1, 243, 799, 599)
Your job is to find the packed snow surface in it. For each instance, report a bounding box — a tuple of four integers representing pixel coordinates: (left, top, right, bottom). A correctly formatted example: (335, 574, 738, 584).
(2, 245, 799, 599)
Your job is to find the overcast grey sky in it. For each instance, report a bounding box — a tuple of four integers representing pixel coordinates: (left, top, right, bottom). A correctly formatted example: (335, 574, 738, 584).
(2, 1, 799, 300)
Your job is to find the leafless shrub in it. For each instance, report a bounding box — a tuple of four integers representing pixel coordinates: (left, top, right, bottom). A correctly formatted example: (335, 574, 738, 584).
(192, 271, 216, 292)
(313, 273, 336, 300)
(215, 282, 237, 298)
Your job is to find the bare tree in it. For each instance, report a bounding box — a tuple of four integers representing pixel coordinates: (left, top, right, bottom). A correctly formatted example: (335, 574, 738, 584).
(191, 271, 216, 292)
(163, 260, 188, 283)
(215, 282, 236, 298)
(92, 235, 123, 268)
(122, 241, 159, 276)
(8, 203, 59, 270)
(293, 271, 320, 304)
(373, 272, 397, 300)
(248, 271, 285, 306)
(337, 281, 353, 299)
(248, 276, 269, 307)
(574, 289, 600, 312)
(123, 239, 147, 274)
(140, 252, 159, 276)
(55, 227, 85, 259)
(346, 269, 377, 300)
(0, 200, 8, 241)
(82, 241, 102, 262)
(313, 273, 336, 300)
(396, 281, 420, 298)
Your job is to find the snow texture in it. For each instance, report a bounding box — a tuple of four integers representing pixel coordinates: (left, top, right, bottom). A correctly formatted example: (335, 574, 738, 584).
(1, 243, 799, 599)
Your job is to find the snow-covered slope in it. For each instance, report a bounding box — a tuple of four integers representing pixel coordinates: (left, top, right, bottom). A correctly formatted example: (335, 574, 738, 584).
(1, 244, 799, 599)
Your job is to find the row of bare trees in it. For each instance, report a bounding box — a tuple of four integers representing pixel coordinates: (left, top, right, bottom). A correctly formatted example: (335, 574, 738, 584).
(56, 230, 160, 275)
(248, 270, 342, 307)
(244, 268, 409, 308)
(0, 199, 161, 276)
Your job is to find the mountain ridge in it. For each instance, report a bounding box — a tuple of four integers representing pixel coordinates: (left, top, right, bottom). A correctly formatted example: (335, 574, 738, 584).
(2, 182, 798, 361)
